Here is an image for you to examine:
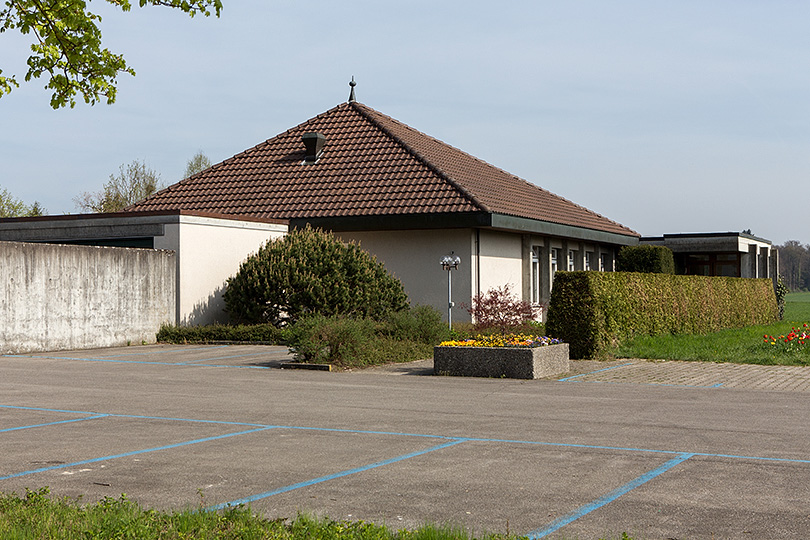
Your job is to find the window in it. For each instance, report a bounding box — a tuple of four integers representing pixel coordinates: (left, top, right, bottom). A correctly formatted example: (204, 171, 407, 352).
(584, 252, 592, 271)
(550, 248, 558, 288)
(530, 246, 541, 304)
(567, 250, 575, 271)
(599, 253, 608, 272)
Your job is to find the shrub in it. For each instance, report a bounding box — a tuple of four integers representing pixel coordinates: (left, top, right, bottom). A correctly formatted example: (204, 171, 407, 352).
(465, 284, 537, 333)
(223, 226, 409, 326)
(775, 276, 789, 320)
(285, 313, 435, 367)
(382, 304, 448, 344)
(285, 314, 378, 365)
(617, 245, 675, 274)
(547, 271, 779, 359)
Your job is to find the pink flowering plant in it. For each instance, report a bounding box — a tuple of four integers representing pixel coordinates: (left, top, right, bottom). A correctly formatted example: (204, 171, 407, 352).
(763, 323, 810, 354)
(440, 333, 563, 348)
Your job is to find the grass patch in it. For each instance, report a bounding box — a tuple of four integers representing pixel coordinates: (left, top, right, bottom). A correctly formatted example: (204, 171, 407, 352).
(0, 488, 527, 540)
(615, 293, 810, 365)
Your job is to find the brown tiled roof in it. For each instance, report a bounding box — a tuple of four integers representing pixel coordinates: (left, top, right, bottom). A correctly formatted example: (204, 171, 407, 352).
(128, 101, 638, 237)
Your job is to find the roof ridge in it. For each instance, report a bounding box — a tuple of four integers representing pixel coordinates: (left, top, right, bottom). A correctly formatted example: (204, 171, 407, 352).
(352, 102, 636, 236)
(349, 102, 490, 213)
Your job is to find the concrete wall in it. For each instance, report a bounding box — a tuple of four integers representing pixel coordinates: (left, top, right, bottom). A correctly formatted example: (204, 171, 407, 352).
(153, 215, 287, 325)
(338, 229, 475, 322)
(1, 241, 175, 354)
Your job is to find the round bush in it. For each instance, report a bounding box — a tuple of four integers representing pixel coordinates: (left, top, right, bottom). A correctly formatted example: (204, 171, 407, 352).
(224, 226, 409, 326)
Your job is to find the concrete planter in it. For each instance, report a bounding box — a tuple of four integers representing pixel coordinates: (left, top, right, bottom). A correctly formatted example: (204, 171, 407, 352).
(433, 343, 569, 380)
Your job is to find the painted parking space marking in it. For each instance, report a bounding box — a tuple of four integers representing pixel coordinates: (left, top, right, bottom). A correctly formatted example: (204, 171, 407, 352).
(557, 363, 635, 382)
(525, 452, 695, 539)
(3, 402, 809, 536)
(207, 439, 466, 511)
(0, 414, 108, 433)
(0, 353, 275, 370)
(0, 426, 276, 481)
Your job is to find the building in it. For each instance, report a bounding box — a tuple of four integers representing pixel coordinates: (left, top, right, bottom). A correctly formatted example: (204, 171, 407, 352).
(0, 211, 287, 325)
(1, 91, 640, 324)
(126, 94, 640, 321)
(640, 232, 777, 279)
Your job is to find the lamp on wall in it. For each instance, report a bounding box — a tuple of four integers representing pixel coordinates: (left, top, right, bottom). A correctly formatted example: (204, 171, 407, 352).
(440, 252, 462, 331)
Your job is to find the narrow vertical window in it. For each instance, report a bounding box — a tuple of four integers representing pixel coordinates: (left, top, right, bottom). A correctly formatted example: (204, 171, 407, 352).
(567, 250, 575, 271)
(531, 246, 540, 304)
(599, 253, 607, 272)
(551, 248, 558, 288)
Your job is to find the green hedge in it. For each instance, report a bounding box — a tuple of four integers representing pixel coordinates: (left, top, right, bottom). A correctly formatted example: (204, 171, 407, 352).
(157, 323, 284, 344)
(546, 272, 778, 359)
(616, 245, 675, 274)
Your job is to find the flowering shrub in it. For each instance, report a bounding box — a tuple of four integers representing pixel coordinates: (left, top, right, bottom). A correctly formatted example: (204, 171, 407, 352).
(440, 333, 563, 348)
(464, 284, 539, 333)
(763, 323, 810, 353)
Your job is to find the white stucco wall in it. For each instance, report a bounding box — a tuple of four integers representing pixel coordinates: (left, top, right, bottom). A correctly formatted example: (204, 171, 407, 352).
(154, 215, 287, 325)
(477, 229, 524, 297)
(337, 229, 475, 322)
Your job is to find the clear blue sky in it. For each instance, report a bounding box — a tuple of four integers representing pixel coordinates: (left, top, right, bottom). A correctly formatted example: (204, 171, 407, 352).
(1, 1, 807, 244)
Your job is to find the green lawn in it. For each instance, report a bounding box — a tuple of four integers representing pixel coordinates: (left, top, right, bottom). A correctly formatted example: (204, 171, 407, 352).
(614, 292, 810, 365)
(0, 489, 529, 540)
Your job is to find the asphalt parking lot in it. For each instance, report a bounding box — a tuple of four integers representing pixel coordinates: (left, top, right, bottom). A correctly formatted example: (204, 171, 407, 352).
(2, 344, 810, 539)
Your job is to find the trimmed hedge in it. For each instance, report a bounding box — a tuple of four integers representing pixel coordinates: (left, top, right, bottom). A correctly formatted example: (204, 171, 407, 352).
(546, 272, 779, 359)
(157, 323, 284, 344)
(616, 245, 675, 274)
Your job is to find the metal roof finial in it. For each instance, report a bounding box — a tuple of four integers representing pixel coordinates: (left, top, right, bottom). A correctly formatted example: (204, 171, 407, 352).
(348, 76, 357, 103)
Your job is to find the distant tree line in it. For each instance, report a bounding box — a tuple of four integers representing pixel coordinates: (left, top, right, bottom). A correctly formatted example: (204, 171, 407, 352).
(778, 241, 810, 291)
(1, 152, 213, 218)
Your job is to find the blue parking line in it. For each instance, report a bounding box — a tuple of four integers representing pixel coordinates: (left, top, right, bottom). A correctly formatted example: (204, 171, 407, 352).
(0, 355, 272, 370)
(0, 426, 276, 481)
(557, 363, 635, 382)
(181, 352, 281, 364)
(0, 414, 108, 433)
(0, 404, 111, 415)
(99, 346, 231, 358)
(569, 379, 727, 389)
(525, 452, 695, 538)
(207, 439, 466, 511)
(3, 404, 810, 464)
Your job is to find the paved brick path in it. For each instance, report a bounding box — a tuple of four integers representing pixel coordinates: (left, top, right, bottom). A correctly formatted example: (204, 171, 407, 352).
(557, 359, 810, 392)
(370, 357, 810, 392)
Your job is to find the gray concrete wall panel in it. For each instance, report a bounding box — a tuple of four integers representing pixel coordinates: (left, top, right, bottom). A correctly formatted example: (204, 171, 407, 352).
(1, 241, 175, 354)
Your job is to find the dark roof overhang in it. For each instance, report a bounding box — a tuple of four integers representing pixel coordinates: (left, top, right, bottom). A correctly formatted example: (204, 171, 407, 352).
(291, 211, 639, 246)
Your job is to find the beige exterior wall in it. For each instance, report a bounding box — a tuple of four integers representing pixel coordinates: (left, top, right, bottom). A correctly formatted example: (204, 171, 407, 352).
(478, 229, 524, 297)
(154, 215, 287, 325)
(337, 229, 475, 323)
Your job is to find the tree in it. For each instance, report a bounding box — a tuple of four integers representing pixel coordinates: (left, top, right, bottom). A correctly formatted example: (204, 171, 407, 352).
(224, 226, 410, 326)
(183, 151, 212, 178)
(778, 241, 810, 292)
(0, 0, 222, 109)
(0, 186, 46, 217)
(74, 159, 162, 213)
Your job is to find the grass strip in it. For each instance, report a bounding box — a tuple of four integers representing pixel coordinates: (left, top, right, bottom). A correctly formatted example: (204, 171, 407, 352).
(0, 488, 531, 540)
(615, 292, 810, 365)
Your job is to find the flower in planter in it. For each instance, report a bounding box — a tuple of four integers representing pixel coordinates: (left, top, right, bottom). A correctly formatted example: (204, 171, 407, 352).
(440, 333, 563, 348)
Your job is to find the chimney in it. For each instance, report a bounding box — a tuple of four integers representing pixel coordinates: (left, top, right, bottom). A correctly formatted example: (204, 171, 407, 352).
(302, 132, 326, 163)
